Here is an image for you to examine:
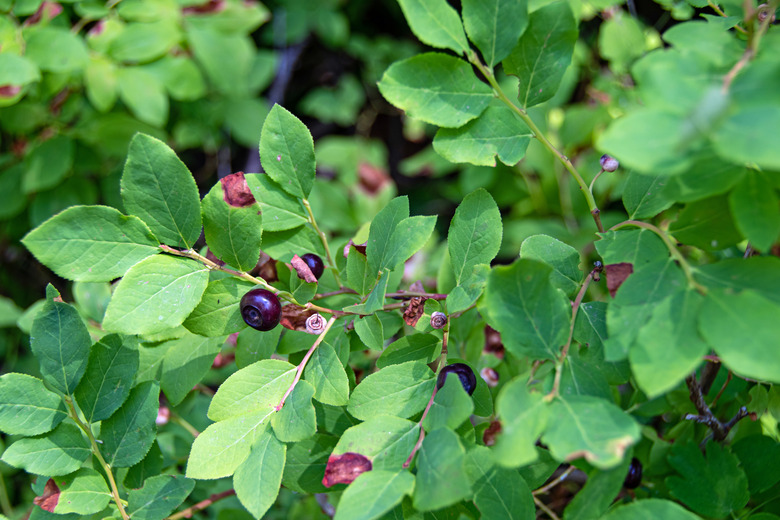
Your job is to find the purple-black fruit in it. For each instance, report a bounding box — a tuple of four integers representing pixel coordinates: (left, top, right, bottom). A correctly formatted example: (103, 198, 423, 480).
(240, 288, 281, 332)
(437, 363, 477, 395)
(301, 253, 325, 280)
(623, 457, 642, 489)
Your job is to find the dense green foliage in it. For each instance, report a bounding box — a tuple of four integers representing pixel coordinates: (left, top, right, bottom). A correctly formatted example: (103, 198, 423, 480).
(1, 0, 780, 519)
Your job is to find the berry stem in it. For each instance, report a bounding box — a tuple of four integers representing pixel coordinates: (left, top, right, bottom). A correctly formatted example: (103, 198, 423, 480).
(546, 269, 596, 401)
(275, 316, 337, 411)
(403, 327, 449, 468)
(467, 50, 604, 233)
(533, 465, 574, 496)
(302, 198, 343, 286)
(64, 396, 130, 520)
(609, 220, 707, 294)
(168, 489, 237, 520)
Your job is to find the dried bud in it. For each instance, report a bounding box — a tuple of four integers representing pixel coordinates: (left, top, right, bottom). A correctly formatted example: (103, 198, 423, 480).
(599, 154, 619, 172)
(156, 406, 170, 426)
(430, 311, 447, 329)
(480, 367, 499, 387)
(306, 313, 327, 335)
(758, 4, 776, 23)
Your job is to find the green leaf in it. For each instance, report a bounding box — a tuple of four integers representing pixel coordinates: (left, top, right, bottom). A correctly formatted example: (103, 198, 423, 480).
(563, 455, 631, 520)
(663, 151, 745, 203)
(492, 377, 548, 468)
(127, 474, 195, 520)
(30, 288, 91, 395)
(347, 247, 372, 295)
(304, 342, 350, 406)
(186, 410, 272, 480)
(630, 290, 707, 398)
(0, 373, 66, 436)
(74, 334, 139, 422)
(695, 256, 780, 306)
(732, 435, 780, 494)
(347, 361, 436, 421)
(462, 0, 528, 66)
(413, 428, 472, 511)
(712, 106, 780, 171)
(670, 195, 742, 250)
(448, 189, 502, 285)
(378, 53, 493, 128)
(699, 289, 780, 383)
(729, 170, 780, 252)
(208, 359, 295, 421)
(0, 52, 39, 90)
(283, 433, 337, 494)
(598, 108, 691, 176)
(245, 173, 308, 232)
(0, 296, 22, 328)
(102, 255, 209, 335)
(543, 395, 640, 469)
(272, 380, 316, 442)
(384, 216, 436, 269)
(397, 0, 469, 54)
(377, 334, 440, 369)
(354, 268, 391, 315)
(183, 278, 255, 337)
(99, 381, 159, 468)
(117, 67, 169, 127)
(333, 415, 419, 470)
(520, 234, 581, 297)
(601, 499, 702, 520)
(235, 326, 282, 369)
(259, 104, 315, 199)
(335, 470, 416, 520)
(161, 333, 223, 406)
(22, 205, 160, 282)
(423, 374, 474, 431)
(1, 422, 90, 477)
(483, 259, 570, 360)
(49, 468, 111, 515)
(354, 313, 384, 351)
(186, 25, 251, 97)
(595, 229, 668, 266)
(25, 27, 88, 72)
(622, 171, 675, 220)
(605, 259, 687, 361)
(72, 282, 111, 323)
(598, 10, 646, 72)
(201, 181, 263, 272)
(503, 1, 577, 109)
(433, 103, 533, 166)
(121, 133, 202, 248)
(464, 446, 534, 520)
(85, 55, 118, 112)
(124, 442, 163, 489)
(23, 135, 74, 194)
(573, 302, 608, 349)
(234, 429, 286, 519)
(109, 20, 179, 63)
(367, 197, 409, 276)
(559, 352, 612, 400)
(666, 442, 749, 518)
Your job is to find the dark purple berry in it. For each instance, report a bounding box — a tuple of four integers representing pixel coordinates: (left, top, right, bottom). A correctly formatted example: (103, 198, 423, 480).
(301, 253, 325, 280)
(240, 289, 281, 332)
(623, 457, 642, 489)
(437, 363, 477, 396)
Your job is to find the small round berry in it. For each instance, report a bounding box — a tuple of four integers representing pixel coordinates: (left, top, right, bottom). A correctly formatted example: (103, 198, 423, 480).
(240, 288, 282, 332)
(600, 154, 619, 172)
(430, 311, 447, 329)
(437, 363, 477, 395)
(301, 253, 325, 280)
(623, 457, 642, 489)
(758, 3, 776, 23)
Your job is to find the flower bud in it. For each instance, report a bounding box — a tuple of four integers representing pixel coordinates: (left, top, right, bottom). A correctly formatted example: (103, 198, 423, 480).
(430, 311, 447, 329)
(306, 313, 327, 335)
(600, 154, 619, 172)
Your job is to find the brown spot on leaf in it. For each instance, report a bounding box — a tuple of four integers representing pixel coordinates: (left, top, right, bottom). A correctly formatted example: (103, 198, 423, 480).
(33, 479, 60, 512)
(183, 0, 225, 14)
(605, 262, 634, 298)
(343, 240, 367, 258)
(0, 85, 21, 98)
(280, 305, 316, 332)
(249, 252, 278, 283)
(483, 421, 502, 446)
(322, 452, 372, 487)
(220, 171, 256, 208)
(291, 254, 317, 283)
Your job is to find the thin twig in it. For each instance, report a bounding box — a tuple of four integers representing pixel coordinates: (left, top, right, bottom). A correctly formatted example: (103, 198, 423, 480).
(275, 316, 337, 411)
(710, 370, 732, 408)
(684, 374, 729, 441)
(534, 496, 562, 520)
(708, 0, 748, 34)
(533, 466, 574, 495)
(167, 489, 236, 520)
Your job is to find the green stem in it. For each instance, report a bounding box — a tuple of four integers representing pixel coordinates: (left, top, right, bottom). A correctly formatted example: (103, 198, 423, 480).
(64, 397, 130, 520)
(169, 412, 200, 438)
(302, 198, 343, 286)
(708, 1, 748, 34)
(514, 165, 548, 214)
(468, 51, 604, 233)
(610, 220, 707, 294)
